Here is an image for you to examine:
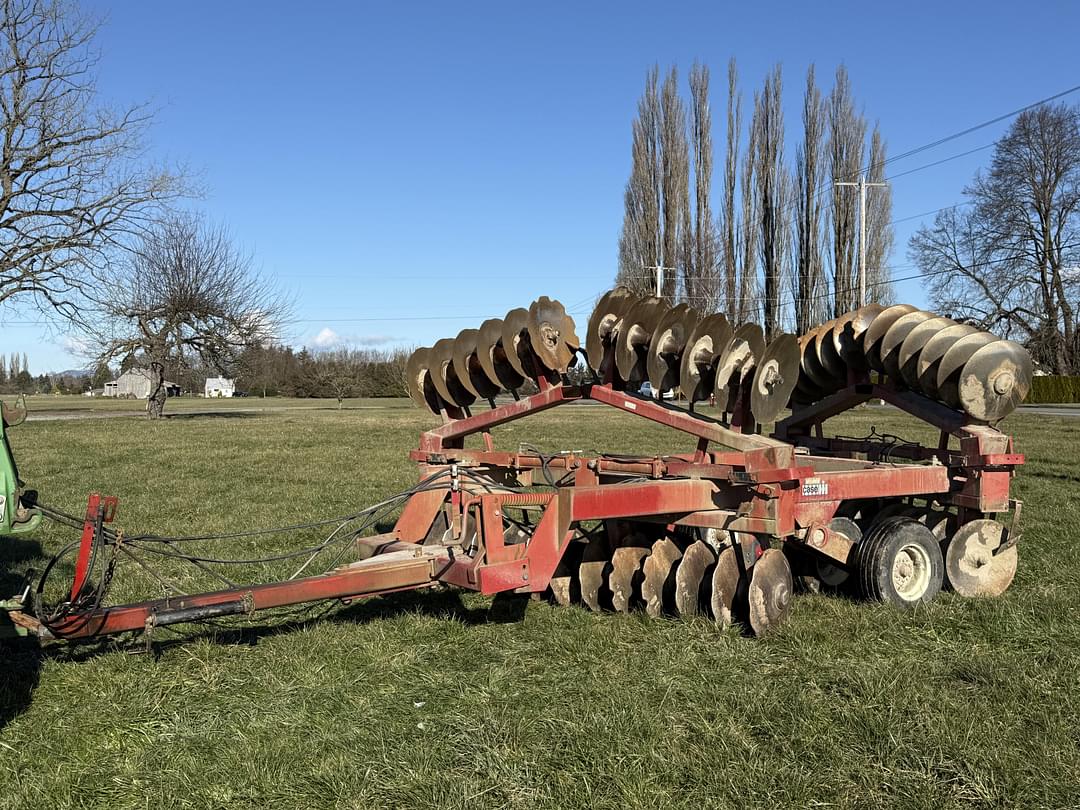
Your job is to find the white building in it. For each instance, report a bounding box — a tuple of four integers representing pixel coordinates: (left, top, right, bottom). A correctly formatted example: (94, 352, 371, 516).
(204, 377, 236, 398)
(102, 369, 180, 399)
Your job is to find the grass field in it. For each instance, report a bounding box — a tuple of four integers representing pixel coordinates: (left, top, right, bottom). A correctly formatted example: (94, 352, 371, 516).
(18, 394, 413, 415)
(0, 401, 1076, 808)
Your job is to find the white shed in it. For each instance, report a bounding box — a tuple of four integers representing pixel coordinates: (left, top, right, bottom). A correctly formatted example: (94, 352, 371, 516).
(204, 377, 235, 398)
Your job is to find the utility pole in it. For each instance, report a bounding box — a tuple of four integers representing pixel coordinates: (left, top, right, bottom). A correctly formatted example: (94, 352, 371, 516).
(643, 264, 678, 297)
(835, 173, 887, 306)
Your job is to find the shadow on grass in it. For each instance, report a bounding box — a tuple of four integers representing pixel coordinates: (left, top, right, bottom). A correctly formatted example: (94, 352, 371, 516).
(163, 411, 258, 421)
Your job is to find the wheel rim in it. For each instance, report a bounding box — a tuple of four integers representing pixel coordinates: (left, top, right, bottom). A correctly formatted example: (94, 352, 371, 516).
(892, 542, 932, 600)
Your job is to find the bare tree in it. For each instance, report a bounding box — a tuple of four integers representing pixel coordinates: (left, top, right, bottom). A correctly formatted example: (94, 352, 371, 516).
(792, 65, 827, 333)
(617, 66, 689, 301)
(87, 213, 287, 418)
(0, 0, 183, 321)
(736, 104, 759, 324)
(910, 103, 1080, 372)
(752, 65, 786, 339)
(826, 65, 867, 316)
(683, 62, 717, 309)
(865, 126, 894, 303)
(720, 58, 741, 321)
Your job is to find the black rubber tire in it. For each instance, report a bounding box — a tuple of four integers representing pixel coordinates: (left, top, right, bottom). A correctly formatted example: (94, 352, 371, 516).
(855, 516, 944, 607)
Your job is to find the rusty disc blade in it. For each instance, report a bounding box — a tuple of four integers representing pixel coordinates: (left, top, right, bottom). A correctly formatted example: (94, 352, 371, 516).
(897, 316, 956, 389)
(936, 331, 998, 408)
(640, 537, 683, 617)
(832, 304, 884, 371)
(709, 546, 741, 626)
(956, 339, 1033, 421)
(477, 318, 526, 392)
(615, 296, 669, 383)
(879, 310, 934, 381)
(816, 319, 847, 382)
(747, 548, 793, 636)
(916, 323, 978, 399)
(405, 347, 442, 414)
(800, 324, 838, 393)
(501, 308, 532, 378)
(750, 333, 800, 424)
(548, 536, 586, 606)
(608, 545, 650, 613)
(674, 540, 716, 617)
(714, 323, 765, 413)
(528, 296, 580, 373)
(647, 303, 701, 393)
(578, 535, 614, 612)
(452, 328, 501, 400)
(793, 332, 829, 404)
(863, 304, 918, 372)
(430, 337, 476, 408)
(944, 519, 1017, 597)
(586, 287, 637, 378)
(679, 312, 733, 404)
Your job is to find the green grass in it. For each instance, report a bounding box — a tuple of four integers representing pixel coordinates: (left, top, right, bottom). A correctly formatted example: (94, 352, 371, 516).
(0, 403, 1076, 809)
(19, 394, 414, 415)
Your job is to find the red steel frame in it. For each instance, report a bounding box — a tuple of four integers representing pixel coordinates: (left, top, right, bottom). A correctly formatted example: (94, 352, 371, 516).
(26, 377, 1024, 642)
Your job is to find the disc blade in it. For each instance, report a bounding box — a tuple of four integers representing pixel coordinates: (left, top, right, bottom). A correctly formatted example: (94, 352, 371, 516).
(405, 347, 442, 414)
(640, 537, 682, 617)
(679, 312, 733, 404)
(800, 324, 838, 392)
(714, 323, 765, 413)
(430, 337, 475, 408)
(916, 323, 978, 399)
(674, 540, 716, 617)
(863, 304, 918, 372)
(647, 303, 701, 392)
(897, 316, 956, 389)
(608, 545, 650, 613)
(614, 296, 669, 383)
(815, 319, 846, 382)
(936, 331, 998, 408)
(879, 310, 934, 381)
(578, 535, 614, 612)
(452, 328, 501, 400)
(944, 519, 1017, 597)
(549, 535, 586, 606)
(709, 546, 741, 626)
(832, 304, 884, 371)
(747, 548, 794, 636)
(956, 339, 1033, 421)
(586, 287, 637, 378)
(501, 308, 531, 378)
(477, 318, 526, 392)
(528, 296, 580, 373)
(750, 333, 800, 424)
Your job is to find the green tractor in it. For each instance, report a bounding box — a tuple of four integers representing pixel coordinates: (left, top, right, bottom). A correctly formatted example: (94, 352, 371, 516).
(1, 397, 40, 539)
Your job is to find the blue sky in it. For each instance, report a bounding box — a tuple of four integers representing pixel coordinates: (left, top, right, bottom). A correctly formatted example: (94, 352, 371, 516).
(6, 0, 1080, 372)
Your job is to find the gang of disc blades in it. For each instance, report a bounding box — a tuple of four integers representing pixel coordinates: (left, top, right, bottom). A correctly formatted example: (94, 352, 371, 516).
(916, 323, 978, 399)
(956, 339, 1033, 421)
(477, 317, 526, 392)
(896, 316, 955, 389)
(863, 304, 918, 372)
(714, 323, 765, 413)
(936, 331, 998, 408)
(679, 312, 733, 404)
(879, 310, 934, 381)
(614, 296, 669, 383)
(585, 287, 637, 377)
(500, 307, 532, 379)
(832, 303, 884, 371)
(750, 333, 800, 424)
(429, 337, 476, 408)
(674, 540, 715, 617)
(451, 328, 501, 400)
(646, 303, 701, 393)
(528, 295, 580, 373)
(405, 347, 442, 414)
(747, 548, 794, 636)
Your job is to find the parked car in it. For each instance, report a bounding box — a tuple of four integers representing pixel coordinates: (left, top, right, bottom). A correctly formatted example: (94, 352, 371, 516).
(638, 382, 675, 400)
